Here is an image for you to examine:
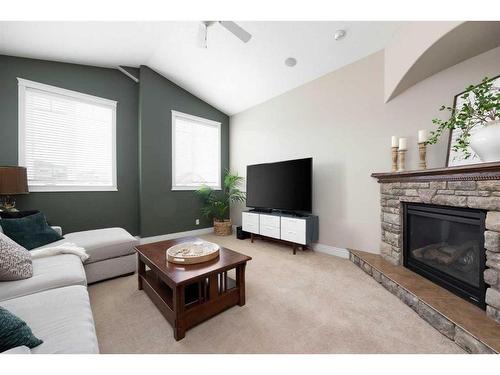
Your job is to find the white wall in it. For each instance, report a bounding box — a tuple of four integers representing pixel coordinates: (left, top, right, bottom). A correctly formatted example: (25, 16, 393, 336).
(230, 46, 500, 254)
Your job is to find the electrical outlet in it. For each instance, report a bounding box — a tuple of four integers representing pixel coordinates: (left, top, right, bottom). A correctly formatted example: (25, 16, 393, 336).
(195, 219, 200, 225)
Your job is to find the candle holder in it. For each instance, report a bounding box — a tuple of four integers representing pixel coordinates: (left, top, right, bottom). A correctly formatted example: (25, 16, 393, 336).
(391, 147, 398, 172)
(397, 149, 407, 172)
(418, 142, 427, 170)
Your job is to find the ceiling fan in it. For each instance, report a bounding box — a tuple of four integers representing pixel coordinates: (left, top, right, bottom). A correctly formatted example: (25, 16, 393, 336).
(199, 21, 252, 48)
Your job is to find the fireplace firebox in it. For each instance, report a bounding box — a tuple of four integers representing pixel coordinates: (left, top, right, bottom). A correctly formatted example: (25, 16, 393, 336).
(403, 203, 487, 309)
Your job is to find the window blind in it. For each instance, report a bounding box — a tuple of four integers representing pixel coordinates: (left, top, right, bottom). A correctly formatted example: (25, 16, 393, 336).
(172, 111, 221, 190)
(18, 79, 117, 192)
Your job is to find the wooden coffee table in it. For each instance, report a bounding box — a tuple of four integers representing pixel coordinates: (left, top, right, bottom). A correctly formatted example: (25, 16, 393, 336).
(135, 237, 252, 341)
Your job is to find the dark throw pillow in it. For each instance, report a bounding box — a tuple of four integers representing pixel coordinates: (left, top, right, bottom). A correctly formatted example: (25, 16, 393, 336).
(0, 306, 43, 352)
(0, 210, 40, 219)
(0, 212, 63, 250)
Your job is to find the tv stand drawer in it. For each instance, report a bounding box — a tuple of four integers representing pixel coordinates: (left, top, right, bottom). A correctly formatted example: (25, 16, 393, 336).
(281, 217, 306, 245)
(259, 214, 280, 239)
(260, 225, 280, 239)
(242, 212, 259, 234)
(259, 214, 280, 228)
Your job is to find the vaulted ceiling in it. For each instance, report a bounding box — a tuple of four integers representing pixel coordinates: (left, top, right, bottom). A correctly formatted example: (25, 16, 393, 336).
(0, 21, 402, 115)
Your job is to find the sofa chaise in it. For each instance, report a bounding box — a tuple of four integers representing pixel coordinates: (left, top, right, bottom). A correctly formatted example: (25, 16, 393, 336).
(37, 227, 139, 284)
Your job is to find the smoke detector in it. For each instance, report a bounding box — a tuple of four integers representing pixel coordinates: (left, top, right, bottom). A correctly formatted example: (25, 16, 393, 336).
(334, 29, 346, 41)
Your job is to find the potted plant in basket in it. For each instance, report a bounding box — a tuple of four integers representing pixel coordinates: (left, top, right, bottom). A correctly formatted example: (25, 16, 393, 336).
(197, 171, 245, 236)
(426, 76, 500, 162)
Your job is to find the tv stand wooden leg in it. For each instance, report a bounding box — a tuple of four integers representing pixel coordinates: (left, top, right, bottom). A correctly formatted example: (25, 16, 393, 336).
(251, 233, 254, 243)
(293, 244, 296, 255)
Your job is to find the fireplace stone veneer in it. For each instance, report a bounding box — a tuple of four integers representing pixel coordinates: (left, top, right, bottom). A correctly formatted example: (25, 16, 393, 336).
(372, 162, 500, 324)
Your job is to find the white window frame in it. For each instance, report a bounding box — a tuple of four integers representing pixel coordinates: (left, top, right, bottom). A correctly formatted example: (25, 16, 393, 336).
(18, 78, 118, 192)
(171, 110, 221, 191)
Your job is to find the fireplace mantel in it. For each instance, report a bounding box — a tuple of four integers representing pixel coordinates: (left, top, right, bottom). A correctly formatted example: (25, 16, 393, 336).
(372, 161, 500, 183)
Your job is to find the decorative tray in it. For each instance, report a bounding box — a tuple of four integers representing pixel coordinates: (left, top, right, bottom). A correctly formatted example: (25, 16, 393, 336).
(166, 240, 220, 265)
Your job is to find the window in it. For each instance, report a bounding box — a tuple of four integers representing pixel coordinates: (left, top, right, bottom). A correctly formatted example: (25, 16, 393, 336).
(172, 110, 221, 190)
(18, 78, 117, 192)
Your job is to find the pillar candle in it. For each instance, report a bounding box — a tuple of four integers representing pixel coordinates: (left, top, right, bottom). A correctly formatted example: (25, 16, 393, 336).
(398, 137, 407, 150)
(418, 129, 428, 143)
(391, 136, 398, 148)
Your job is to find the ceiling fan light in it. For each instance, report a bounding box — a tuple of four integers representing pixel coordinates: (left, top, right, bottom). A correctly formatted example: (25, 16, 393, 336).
(334, 29, 347, 41)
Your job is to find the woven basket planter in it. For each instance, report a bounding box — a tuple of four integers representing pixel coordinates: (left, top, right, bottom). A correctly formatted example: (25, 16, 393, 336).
(213, 219, 232, 236)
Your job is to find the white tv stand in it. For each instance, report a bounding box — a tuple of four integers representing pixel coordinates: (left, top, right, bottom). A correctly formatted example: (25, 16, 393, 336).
(241, 211, 319, 254)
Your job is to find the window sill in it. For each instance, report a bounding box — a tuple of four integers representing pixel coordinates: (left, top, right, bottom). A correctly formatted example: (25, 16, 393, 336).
(28, 186, 118, 192)
(172, 186, 221, 191)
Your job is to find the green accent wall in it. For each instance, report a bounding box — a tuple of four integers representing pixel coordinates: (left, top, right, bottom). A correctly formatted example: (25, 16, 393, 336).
(0, 54, 140, 235)
(138, 66, 229, 237)
(0, 56, 229, 238)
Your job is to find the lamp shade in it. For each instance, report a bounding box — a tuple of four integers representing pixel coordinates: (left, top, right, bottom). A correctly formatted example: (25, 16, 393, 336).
(0, 167, 29, 195)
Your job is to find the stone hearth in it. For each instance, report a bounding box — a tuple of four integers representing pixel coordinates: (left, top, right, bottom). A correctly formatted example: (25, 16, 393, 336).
(349, 249, 500, 354)
(372, 162, 500, 324)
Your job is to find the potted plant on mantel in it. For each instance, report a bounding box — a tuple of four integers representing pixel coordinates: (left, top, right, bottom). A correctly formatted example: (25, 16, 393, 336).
(426, 76, 500, 162)
(197, 171, 245, 236)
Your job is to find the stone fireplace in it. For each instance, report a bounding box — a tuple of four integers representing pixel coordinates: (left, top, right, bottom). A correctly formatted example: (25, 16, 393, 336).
(372, 162, 500, 324)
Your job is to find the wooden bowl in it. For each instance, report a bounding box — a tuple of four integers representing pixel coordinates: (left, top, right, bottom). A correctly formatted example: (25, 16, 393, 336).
(166, 241, 220, 265)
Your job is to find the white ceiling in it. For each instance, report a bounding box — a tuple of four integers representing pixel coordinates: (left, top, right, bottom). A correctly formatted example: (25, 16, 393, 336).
(0, 21, 402, 115)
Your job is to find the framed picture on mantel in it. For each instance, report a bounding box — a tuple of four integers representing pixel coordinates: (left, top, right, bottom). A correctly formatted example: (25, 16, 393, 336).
(446, 75, 500, 167)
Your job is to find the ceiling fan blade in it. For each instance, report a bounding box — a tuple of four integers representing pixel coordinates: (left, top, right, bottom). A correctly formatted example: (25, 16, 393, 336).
(218, 21, 252, 43)
(198, 22, 208, 48)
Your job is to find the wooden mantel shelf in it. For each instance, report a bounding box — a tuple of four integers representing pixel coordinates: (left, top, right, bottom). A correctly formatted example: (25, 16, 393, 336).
(371, 161, 500, 183)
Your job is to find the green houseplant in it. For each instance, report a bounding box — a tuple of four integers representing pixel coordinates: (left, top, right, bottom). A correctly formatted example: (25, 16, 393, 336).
(197, 171, 245, 236)
(426, 76, 500, 162)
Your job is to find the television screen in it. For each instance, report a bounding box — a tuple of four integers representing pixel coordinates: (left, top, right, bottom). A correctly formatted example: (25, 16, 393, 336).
(246, 158, 312, 212)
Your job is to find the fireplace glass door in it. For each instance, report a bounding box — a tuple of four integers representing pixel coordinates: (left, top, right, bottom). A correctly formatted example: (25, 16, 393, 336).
(404, 203, 486, 308)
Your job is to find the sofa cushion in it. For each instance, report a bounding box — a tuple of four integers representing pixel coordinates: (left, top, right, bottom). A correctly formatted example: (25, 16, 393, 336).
(0, 286, 99, 354)
(0, 212, 63, 250)
(0, 232, 33, 281)
(39, 227, 138, 264)
(0, 306, 43, 352)
(0, 254, 86, 302)
(1, 345, 31, 354)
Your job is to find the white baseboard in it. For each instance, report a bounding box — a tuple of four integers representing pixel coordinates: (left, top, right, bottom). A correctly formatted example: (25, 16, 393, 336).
(138, 227, 214, 245)
(311, 243, 350, 259)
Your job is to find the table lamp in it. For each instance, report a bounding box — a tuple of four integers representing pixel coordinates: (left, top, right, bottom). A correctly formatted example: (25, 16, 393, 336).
(0, 166, 29, 212)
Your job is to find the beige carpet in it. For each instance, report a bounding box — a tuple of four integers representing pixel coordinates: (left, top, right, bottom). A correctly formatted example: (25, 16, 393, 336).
(88, 234, 464, 354)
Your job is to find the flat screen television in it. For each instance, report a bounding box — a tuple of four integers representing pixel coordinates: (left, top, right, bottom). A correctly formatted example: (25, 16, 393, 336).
(246, 157, 312, 212)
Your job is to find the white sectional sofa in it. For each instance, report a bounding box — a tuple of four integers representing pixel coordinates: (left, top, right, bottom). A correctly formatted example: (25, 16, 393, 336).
(0, 225, 139, 354)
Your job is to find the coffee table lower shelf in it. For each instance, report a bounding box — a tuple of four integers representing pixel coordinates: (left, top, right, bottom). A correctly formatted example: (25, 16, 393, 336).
(139, 267, 244, 340)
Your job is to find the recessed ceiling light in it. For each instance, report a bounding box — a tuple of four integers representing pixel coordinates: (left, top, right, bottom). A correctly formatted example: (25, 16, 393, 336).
(334, 29, 346, 41)
(284, 57, 297, 67)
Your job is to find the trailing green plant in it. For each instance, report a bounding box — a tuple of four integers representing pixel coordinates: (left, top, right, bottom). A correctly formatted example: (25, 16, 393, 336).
(196, 170, 246, 222)
(426, 77, 500, 159)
